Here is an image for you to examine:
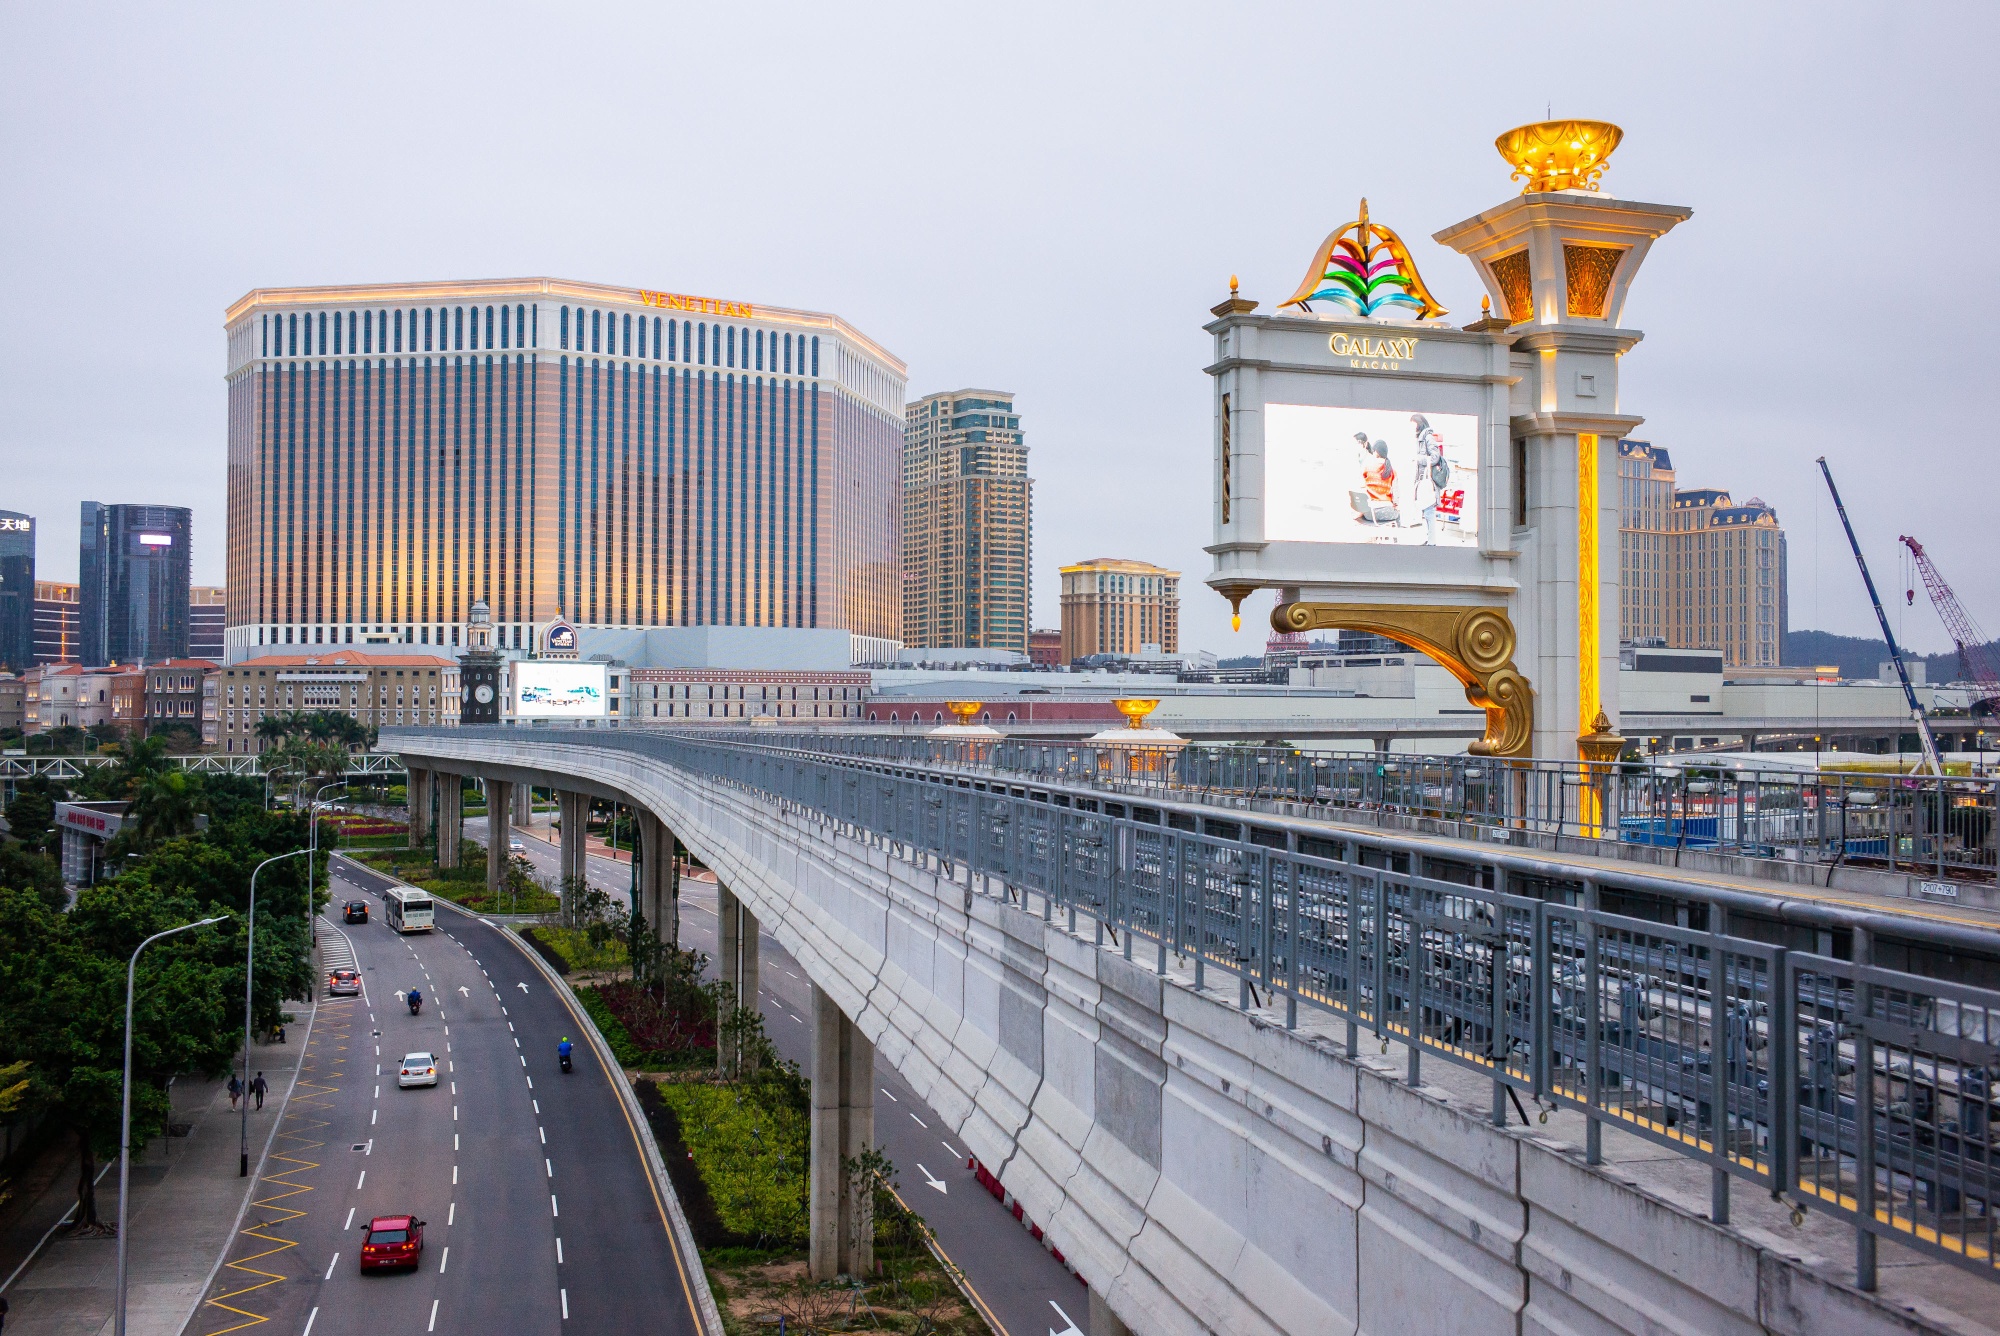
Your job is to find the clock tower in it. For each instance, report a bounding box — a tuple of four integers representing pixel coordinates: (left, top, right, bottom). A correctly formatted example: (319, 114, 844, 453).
(459, 599, 503, 724)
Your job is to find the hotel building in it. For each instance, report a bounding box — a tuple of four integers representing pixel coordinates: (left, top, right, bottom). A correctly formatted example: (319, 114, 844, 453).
(900, 389, 1030, 652)
(223, 279, 905, 662)
(217, 651, 460, 751)
(1618, 440, 1788, 669)
(1059, 557, 1180, 663)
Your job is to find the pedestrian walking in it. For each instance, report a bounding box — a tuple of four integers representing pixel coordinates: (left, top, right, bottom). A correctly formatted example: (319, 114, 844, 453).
(228, 1073, 243, 1110)
(250, 1072, 268, 1110)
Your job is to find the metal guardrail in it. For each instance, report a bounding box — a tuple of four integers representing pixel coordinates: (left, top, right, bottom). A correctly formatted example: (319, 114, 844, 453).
(390, 725, 2000, 1291)
(0, 753, 407, 781)
(674, 731, 2000, 885)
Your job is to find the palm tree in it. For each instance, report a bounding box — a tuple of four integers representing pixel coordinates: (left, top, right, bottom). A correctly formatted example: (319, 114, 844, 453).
(112, 733, 171, 798)
(130, 769, 203, 846)
(255, 712, 297, 745)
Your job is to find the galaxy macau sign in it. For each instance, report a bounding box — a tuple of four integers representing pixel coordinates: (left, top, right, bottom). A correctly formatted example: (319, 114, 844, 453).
(1204, 124, 1691, 762)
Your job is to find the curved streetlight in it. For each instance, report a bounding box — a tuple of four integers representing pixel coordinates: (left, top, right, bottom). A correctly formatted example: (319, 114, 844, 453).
(118, 914, 230, 1336)
(241, 849, 310, 1176)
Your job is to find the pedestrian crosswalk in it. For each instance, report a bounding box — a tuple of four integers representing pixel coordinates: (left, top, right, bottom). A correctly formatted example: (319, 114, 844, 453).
(319, 921, 358, 973)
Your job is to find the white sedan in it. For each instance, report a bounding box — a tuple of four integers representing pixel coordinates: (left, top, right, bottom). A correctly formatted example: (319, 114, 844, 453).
(397, 1052, 439, 1088)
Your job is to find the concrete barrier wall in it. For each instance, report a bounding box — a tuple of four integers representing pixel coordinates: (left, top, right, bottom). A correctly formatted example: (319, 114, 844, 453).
(401, 738, 1937, 1336)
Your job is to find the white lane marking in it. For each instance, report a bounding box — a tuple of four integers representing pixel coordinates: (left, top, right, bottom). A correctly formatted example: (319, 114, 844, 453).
(909, 1113, 928, 1128)
(454, 1134, 459, 1151)
(539, 1126, 546, 1145)
(428, 1299, 440, 1331)
(789, 1014, 803, 1023)
(453, 1106, 459, 1121)
(324, 1254, 338, 1279)
(1049, 1300, 1084, 1336)
(370, 1109, 377, 1125)
(374, 1085, 380, 1099)
(918, 1163, 947, 1194)
(356, 1171, 366, 1190)
(514, 1038, 520, 1048)
(508, 1022, 515, 1032)
(526, 1076, 533, 1089)
(880, 1088, 898, 1102)
(556, 1236, 564, 1264)
(365, 1140, 373, 1156)
(551, 1194, 559, 1217)
(439, 1246, 449, 1273)
(520, 1055, 526, 1067)
(344, 1207, 355, 1229)
(375, 1065, 381, 1076)
(561, 1289, 569, 1320)
(517, 983, 529, 992)
(546, 1158, 553, 1178)
(302, 1307, 319, 1336)
(452, 1165, 458, 1185)
(502, 1006, 508, 1015)
(533, 1100, 540, 1115)
(448, 1202, 456, 1225)
(943, 1141, 963, 1158)
(451, 1082, 457, 1095)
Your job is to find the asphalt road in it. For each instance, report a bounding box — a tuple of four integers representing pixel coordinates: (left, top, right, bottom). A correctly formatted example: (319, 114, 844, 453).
(483, 816, 1087, 1336)
(188, 855, 704, 1336)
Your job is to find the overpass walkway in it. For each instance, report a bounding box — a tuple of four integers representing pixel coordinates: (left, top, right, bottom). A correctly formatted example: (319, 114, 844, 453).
(387, 725, 2000, 1336)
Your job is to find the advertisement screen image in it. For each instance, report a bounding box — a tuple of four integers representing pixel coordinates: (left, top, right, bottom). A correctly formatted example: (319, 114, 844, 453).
(1263, 404, 1479, 548)
(514, 662, 610, 718)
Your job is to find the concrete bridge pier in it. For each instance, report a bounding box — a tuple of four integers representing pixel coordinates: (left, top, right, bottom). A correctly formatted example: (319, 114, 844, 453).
(407, 766, 431, 849)
(808, 982, 874, 1282)
(486, 778, 513, 899)
(715, 884, 761, 1072)
(557, 791, 590, 890)
(1089, 1290, 1133, 1336)
(512, 779, 533, 826)
(436, 773, 463, 869)
(636, 811, 680, 946)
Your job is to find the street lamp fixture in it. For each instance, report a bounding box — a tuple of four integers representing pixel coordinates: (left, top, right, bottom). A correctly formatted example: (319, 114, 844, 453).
(118, 914, 229, 1336)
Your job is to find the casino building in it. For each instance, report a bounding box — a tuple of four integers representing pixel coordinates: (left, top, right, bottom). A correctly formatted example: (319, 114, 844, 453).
(222, 279, 905, 661)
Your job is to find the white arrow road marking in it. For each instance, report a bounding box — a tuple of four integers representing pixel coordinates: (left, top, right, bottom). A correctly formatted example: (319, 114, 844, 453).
(458, 986, 470, 997)
(517, 982, 530, 993)
(1048, 1300, 1084, 1336)
(917, 1164, 947, 1194)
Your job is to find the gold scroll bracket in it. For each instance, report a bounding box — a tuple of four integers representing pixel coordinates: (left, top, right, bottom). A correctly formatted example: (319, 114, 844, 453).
(1272, 602, 1535, 757)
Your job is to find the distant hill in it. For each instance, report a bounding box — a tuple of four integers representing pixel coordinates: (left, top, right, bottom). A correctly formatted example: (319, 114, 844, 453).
(1786, 629, 1999, 683)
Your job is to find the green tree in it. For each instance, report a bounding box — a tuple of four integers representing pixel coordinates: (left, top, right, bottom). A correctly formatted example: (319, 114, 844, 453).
(127, 769, 204, 849)
(0, 842, 66, 913)
(4, 775, 63, 856)
(0, 884, 239, 1228)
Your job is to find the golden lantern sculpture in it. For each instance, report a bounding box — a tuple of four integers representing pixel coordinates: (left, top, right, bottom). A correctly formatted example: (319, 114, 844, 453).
(945, 701, 984, 724)
(1113, 698, 1162, 729)
(1495, 120, 1623, 194)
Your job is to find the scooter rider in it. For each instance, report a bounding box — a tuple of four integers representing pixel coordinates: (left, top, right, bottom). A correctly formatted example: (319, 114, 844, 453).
(408, 987, 423, 1015)
(558, 1036, 573, 1072)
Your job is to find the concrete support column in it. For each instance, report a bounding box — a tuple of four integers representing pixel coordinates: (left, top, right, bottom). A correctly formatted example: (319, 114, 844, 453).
(486, 778, 513, 899)
(636, 811, 680, 945)
(1089, 1289, 1133, 1336)
(436, 775, 462, 869)
(406, 767, 430, 849)
(512, 780, 533, 826)
(558, 791, 589, 887)
(808, 983, 874, 1281)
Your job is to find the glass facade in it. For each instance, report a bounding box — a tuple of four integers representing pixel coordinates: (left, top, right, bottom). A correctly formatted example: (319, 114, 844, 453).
(223, 281, 905, 659)
(0, 511, 34, 674)
(78, 502, 191, 665)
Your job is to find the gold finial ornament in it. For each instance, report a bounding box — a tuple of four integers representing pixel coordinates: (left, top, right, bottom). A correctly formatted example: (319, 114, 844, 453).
(1112, 699, 1162, 729)
(945, 701, 983, 723)
(1229, 274, 1239, 295)
(1495, 120, 1623, 194)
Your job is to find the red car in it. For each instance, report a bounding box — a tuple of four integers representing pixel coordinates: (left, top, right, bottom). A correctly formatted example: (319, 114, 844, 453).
(358, 1214, 425, 1272)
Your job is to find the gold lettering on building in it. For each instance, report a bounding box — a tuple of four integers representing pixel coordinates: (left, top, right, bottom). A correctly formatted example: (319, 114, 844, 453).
(1328, 331, 1420, 370)
(637, 289, 755, 319)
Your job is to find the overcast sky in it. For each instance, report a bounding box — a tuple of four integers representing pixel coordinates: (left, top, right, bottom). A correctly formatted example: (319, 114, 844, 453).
(2, 3, 1992, 657)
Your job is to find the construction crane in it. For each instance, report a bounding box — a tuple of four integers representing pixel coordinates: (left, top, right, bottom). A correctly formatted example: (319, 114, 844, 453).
(1816, 458, 1943, 773)
(1900, 535, 2000, 716)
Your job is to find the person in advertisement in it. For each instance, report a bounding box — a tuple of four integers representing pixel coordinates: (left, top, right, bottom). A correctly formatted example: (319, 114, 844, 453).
(1352, 432, 1397, 526)
(1410, 413, 1450, 545)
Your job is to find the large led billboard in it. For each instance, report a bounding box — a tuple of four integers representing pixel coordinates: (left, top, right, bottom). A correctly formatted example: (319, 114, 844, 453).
(1263, 404, 1480, 548)
(513, 661, 609, 719)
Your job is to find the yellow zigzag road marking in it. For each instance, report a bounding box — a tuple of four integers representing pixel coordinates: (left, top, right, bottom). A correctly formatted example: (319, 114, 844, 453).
(199, 1006, 352, 1335)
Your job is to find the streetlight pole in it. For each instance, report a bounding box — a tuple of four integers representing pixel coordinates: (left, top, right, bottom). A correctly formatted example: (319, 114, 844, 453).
(241, 849, 309, 1177)
(118, 914, 228, 1336)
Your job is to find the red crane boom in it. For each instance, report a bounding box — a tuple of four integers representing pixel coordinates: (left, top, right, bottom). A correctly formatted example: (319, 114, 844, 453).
(1899, 535, 2000, 713)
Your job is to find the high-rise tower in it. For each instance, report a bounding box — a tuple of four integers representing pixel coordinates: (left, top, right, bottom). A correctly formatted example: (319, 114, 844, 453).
(900, 389, 1030, 653)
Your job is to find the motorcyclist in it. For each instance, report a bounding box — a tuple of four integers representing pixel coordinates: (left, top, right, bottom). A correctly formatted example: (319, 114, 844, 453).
(408, 987, 423, 1015)
(557, 1036, 574, 1071)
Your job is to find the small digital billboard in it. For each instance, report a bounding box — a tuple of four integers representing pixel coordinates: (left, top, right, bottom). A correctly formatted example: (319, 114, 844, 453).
(1263, 404, 1480, 548)
(513, 661, 609, 719)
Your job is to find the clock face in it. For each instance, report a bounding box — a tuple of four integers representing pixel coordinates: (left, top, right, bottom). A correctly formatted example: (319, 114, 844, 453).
(473, 683, 494, 704)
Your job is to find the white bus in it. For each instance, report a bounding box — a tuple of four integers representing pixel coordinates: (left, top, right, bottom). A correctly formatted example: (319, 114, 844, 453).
(384, 886, 435, 933)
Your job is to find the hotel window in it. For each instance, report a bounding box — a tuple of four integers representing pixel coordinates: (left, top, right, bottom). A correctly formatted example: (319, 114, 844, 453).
(698, 323, 706, 364)
(681, 320, 690, 360)
(811, 336, 819, 376)
(637, 316, 646, 359)
(654, 317, 662, 360)
(755, 329, 764, 370)
(288, 313, 297, 356)
(561, 306, 569, 349)
(784, 332, 791, 373)
(592, 309, 601, 353)
(364, 310, 373, 354)
(622, 312, 631, 356)
(394, 309, 403, 351)
(485, 305, 494, 349)
(425, 308, 434, 351)
(668, 320, 677, 360)
(454, 306, 463, 350)
(727, 326, 735, 367)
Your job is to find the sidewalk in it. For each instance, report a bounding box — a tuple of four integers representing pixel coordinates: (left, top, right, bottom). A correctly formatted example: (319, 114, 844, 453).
(3, 1029, 309, 1336)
